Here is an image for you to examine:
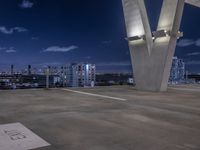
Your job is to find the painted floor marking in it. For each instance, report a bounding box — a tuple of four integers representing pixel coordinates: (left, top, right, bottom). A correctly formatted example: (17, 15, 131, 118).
(0, 123, 50, 150)
(62, 89, 127, 101)
(170, 87, 200, 92)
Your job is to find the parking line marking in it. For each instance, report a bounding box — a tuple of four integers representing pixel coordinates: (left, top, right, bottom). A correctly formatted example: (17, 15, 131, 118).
(62, 89, 127, 101)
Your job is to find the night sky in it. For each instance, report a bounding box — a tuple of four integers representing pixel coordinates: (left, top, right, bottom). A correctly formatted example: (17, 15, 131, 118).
(0, 0, 200, 73)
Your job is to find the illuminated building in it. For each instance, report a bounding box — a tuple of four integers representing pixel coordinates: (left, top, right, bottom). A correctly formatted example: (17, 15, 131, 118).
(169, 57, 185, 84)
(63, 63, 96, 87)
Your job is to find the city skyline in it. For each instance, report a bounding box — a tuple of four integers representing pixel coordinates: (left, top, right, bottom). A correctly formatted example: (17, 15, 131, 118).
(0, 0, 200, 73)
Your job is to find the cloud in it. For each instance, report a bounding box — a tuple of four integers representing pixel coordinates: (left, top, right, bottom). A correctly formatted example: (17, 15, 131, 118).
(0, 47, 6, 51)
(177, 39, 195, 47)
(0, 47, 16, 53)
(195, 39, 200, 47)
(177, 38, 200, 47)
(13, 27, 28, 32)
(5, 48, 16, 53)
(19, 0, 34, 9)
(187, 52, 200, 56)
(0, 27, 14, 34)
(0, 26, 28, 34)
(43, 45, 79, 52)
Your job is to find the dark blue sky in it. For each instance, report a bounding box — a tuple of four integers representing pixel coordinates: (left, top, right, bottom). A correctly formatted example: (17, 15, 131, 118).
(0, 0, 200, 73)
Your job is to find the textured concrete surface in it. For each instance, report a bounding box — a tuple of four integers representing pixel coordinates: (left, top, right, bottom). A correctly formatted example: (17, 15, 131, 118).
(122, 0, 186, 91)
(0, 123, 50, 150)
(185, 0, 200, 8)
(0, 85, 200, 150)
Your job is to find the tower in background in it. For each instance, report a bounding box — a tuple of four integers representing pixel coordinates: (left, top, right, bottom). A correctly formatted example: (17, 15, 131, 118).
(28, 65, 31, 75)
(11, 64, 14, 75)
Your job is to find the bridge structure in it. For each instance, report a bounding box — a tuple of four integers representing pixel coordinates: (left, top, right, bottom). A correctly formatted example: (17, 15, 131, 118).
(122, 0, 200, 91)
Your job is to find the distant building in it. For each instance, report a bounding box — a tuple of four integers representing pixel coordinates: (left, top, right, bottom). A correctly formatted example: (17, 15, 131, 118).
(11, 64, 14, 75)
(28, 65, 31, 75)
(0, 74, 59, 89)
(62, 63, 96, 87)
(169, 57, 185, 84)
(0, 63, 96, 89)
(187, 74, 200, 84)
(96, 73, 133, 86)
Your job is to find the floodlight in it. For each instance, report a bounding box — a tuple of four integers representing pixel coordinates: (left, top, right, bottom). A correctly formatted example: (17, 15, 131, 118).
(128, 35, 145, 41)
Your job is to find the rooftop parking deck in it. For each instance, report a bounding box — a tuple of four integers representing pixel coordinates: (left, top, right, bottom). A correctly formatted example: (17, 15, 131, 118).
(0, 85, 200, 150)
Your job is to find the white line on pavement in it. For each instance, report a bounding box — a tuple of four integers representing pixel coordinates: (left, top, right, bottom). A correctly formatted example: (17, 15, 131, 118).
(62, 89, 127, 101)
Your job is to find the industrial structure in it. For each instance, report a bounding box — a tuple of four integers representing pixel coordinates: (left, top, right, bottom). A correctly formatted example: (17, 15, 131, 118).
(122, 0, 200, 91)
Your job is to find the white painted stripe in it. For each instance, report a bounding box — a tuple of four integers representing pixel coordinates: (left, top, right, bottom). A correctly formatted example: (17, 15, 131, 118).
(170, 87, 200, 92)
(62, 89, 127, 101)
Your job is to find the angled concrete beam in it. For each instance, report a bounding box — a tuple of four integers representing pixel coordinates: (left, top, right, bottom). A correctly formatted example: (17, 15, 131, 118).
(156, 0, 185, 91)
(185, 0, 200, 7)
(122, 0, 152, 54)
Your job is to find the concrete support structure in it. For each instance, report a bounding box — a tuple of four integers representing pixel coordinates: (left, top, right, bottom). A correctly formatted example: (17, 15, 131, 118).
(122, 0, 200, 91)
(185, 0, 200, 7)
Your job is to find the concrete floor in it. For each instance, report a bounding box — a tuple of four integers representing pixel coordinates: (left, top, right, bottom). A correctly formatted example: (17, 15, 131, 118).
(0, 85, 200, 150)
